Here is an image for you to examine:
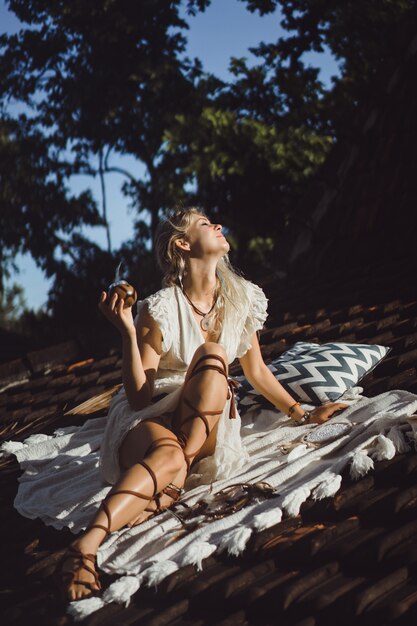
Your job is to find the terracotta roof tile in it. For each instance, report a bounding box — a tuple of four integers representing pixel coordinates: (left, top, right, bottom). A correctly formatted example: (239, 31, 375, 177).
(0, 359, 31, 392)
(26, 341, 80, 375)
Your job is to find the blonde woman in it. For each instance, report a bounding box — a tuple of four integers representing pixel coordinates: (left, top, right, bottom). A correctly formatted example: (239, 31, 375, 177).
(59, 207, 348, 600)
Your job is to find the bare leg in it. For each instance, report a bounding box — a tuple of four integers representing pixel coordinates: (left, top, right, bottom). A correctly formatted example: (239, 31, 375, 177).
(172, 342, 230, 469)
(61, 420, 187, 601)
(61, 342, 230, 601)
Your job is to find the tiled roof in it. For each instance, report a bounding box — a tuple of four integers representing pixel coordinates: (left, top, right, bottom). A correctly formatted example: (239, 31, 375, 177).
(1, 250, 417, 625)
(1, 254, 416, 446)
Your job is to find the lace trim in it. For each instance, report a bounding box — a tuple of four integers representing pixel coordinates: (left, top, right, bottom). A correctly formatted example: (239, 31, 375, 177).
(235, 282, 269, 359)
(137, 287, 174, 354)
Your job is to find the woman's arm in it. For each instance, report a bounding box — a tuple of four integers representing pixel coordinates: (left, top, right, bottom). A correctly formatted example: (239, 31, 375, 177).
(239, 332, 349, 424)
(98, 292, 162, 411)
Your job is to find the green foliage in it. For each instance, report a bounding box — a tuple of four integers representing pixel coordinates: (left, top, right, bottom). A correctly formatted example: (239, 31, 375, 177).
(0, 282, 53, 359)
(0, 0, 414, 345)
(0, 0, 200, 345)
(248, 235, 275, 264)
(245, 0, 414, 134)
(0, 1, 199, 247)
(0, 282, 27, 329)
(0, 116, 102, 287)
(164, 103, 333, 265)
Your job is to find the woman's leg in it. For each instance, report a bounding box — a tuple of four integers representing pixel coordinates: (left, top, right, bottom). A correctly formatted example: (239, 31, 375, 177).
(61, 342, 230, 601)
(61, 419, 187, 601)
(172, 342, 230, 471)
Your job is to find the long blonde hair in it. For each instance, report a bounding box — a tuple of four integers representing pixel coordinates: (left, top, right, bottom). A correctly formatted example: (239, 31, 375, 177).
(154, 207, 251, 335)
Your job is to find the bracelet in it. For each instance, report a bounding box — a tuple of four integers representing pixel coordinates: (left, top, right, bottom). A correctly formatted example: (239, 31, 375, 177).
(287, 401, 301, 417)
(294, 410, 312, 426)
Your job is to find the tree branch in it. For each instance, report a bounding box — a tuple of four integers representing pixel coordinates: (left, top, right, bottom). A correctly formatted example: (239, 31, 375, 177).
(99, 147, 112, 253)
(104, 166, 140, 186)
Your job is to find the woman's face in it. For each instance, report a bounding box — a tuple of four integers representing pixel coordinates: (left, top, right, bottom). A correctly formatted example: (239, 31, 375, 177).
(184, 213, 230, 258)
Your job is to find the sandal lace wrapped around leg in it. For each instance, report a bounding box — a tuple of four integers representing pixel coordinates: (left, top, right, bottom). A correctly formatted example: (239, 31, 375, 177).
(171, 353, 234, 474)
(58, 545, 101, 601)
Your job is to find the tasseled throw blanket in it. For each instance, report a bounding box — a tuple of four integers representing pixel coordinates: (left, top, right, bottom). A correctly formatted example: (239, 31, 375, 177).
(2, 386, 417, 621)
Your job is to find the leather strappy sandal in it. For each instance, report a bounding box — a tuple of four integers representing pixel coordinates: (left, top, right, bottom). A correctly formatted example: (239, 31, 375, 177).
(57, 545, 101, 602)
(172, 353, 237, 473)
(91, 435, 187, 538)
(58, 438, 186, 600)
(58, 354, 236, 600)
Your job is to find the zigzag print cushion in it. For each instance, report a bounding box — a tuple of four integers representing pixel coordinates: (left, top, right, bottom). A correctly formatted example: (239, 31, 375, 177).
(236, 341, 392, 408)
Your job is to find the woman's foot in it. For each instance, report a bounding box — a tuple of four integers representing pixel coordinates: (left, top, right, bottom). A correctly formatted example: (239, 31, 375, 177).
(59, 540, 101, 602)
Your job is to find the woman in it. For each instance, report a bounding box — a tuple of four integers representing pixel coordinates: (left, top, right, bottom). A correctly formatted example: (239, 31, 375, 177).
(59, 207, 348, 601)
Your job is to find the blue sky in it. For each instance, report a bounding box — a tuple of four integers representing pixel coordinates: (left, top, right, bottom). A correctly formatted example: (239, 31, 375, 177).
(1, 0, 341, 310)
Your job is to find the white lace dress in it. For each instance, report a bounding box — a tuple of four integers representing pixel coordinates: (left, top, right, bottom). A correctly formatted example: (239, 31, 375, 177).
(99, 281, 269, 487)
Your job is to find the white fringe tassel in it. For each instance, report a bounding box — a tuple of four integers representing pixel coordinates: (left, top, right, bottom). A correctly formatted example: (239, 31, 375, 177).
(102, 575, 140, 607)
(370, 434, 396, 461)
(312, 472, 342, 500)
(180, 540, 217, 570)
(0, 440, 25, 456)
(145, 560, 179, 588)
(219, 526, 252, 556)
(282, 486, 311, 517)
(252, 507, 283, 531)
(350, 449, 374, 479)
(67, 596, 105, 622)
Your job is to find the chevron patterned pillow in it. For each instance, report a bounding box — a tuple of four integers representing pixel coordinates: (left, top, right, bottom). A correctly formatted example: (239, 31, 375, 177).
(236, 341, 392, 409)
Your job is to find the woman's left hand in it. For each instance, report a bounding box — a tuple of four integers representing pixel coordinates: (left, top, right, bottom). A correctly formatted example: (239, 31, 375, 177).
(308, 402, 350, 425)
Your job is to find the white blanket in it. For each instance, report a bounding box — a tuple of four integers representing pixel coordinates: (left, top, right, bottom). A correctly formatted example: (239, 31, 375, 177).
(2, 386, 417, 621)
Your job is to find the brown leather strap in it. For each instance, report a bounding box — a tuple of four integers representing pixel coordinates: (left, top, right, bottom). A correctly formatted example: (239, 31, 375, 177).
(174, 435, 204, 473)
(120, 436, 183, 471)
(173, 395, 224, 473)
(186, 353, 240, 420)
(88, 500, 113, 537)
(88, 460, 160, 535)
(190, 363, 227, 380)
(169, 427, 193, 473)
(61, 549, 97, 570)
(171, 353, 230, 473)
(144, 436, 184, 458)
(194, 352, 228, 368)
(188, 353, 228, 379)
(142, 438, 185, 512)
(154, 493, 162, 512)
(182, 398, 220, 433)
(161, 482, 183, 502)
(62, 575, 100, 591)
(61, 548, 101, 590)
(67, 562, 98, 584)
(130, 482, 184, 525)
